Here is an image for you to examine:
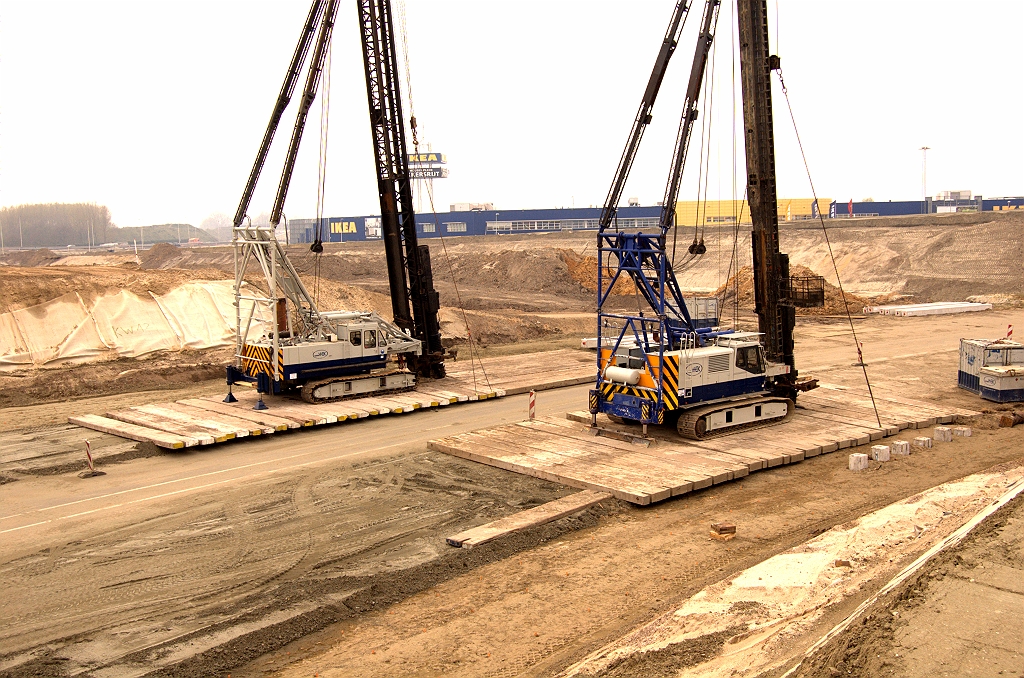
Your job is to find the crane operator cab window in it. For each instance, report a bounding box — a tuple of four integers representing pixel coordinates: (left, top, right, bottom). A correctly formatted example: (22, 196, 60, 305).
(735, 345, 765, 374)
(350, 330, 361, 347)
(363, 330, 377, 349)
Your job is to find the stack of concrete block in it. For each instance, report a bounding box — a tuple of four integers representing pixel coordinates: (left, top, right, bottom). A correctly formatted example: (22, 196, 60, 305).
(871, 445, 891, 462)
(891, 440, 911, 455)
(933, 426, 953, 442)
(953, 426, 972, 437)
(849, 453, 869, 471)
(913, 436, 933, 448)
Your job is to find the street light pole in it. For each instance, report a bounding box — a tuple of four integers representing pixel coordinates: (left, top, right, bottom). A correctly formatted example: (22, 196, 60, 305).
(919, 146, 930, 199)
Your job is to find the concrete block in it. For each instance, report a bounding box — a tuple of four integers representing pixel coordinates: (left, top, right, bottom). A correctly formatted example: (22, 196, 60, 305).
(849, 453, 869, 471)
(933, 426, 953, 442)
(871, 444, 891, 462)
(953, 426, 972, 437)
(891, 440, 911, 455)
(913, 436, 933, 448)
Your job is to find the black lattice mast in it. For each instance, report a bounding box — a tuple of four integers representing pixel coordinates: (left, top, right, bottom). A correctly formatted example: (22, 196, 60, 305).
(358, 0, 445, 378)
(737, 0, 794, 374)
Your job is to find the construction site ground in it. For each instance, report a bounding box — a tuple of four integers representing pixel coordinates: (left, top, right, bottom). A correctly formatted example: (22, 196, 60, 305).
(1, 212, 1023, 677)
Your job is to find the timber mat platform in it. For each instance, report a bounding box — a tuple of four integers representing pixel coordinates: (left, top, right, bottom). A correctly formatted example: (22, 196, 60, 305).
(428, 384, 979, 505)
(70, 349, 595, 449)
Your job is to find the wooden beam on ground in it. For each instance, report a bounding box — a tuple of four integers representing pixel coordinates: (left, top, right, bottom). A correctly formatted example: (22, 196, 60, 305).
(446, 490, 613, 548)
(410, 388, 457, 404)
(417, 388, 467, 403)
(102, 409, 219, 445)
(180, 399, 295, 430)
(70, 414, 198, 449)
(165, 402, 276, 435)
(218, 391, 323, 425)
(429, 434, 659, 504)
(133, 404, 249, 438)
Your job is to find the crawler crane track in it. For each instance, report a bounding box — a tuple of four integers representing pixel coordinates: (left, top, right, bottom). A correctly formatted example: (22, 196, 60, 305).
(300, 369, 416, 404)
(677, 396, 794, 440)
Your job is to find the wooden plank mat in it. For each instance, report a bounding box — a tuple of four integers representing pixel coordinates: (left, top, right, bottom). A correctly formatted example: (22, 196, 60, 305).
(446, 490, 612, 548)
(69, 352, 545, 447)
(69, 414, 198, 449)
(104, 409, 222, 445)
(178, 399, 295, 430)
(429, 389, 970, 505)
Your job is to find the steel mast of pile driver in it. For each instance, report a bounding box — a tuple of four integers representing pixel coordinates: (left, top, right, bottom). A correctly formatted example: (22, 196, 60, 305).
(591, 0, 823, 440)
(225, 0, 445, 407)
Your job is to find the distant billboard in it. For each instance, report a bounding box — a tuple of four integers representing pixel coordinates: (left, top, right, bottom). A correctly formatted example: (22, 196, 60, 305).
(407, 152, 446, 164)
(365, 217, 381, 239)
(410, 167, 449, 179)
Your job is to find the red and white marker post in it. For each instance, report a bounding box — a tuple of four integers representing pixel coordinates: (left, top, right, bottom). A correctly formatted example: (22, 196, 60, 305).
(85, 440, 95, 473)
(1008, 324, 1014, 339)
(529, 390, 536, 420)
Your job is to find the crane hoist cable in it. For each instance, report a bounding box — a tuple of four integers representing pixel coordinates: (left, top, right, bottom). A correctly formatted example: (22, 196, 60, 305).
(697, 32, 718, 247)
(397, 0, 491, 392)
(730, 1, 740, 330)
(311, 36, 333, 308)
(774, 66, 881, 428)
(671, 19, 719, 275)
(684, 28, 717, 263)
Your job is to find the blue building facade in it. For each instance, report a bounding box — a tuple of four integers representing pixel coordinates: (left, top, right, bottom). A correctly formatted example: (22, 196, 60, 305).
(829, 197, 1024, 219)
(296, 206, 662, 244)
(292, 196, 1024, 244)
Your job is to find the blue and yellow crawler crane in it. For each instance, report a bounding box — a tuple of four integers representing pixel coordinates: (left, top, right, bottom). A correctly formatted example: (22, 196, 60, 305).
(591, 0, 823, 439)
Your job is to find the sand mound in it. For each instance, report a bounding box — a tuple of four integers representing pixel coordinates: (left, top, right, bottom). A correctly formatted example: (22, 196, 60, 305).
(559, 249, 637, 296)
(714, 264, 872, 316)
(0, 248, 63, 268)
(0, 266, 233, 313)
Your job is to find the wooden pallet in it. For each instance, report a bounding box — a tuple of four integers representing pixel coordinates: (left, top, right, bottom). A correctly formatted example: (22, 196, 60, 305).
(69, 350, 595, 449)
(428, 386, 978, 506)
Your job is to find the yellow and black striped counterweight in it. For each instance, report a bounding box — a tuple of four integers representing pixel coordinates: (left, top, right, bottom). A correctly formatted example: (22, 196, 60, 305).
(597, 352, 680, 423)
(240, 343, 285, 381)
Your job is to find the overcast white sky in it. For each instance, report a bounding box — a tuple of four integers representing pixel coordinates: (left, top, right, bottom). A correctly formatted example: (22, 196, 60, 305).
(1, 0, 1021, 227)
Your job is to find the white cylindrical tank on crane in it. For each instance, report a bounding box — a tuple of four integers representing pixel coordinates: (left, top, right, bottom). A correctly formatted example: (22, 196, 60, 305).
(604, 365, 642, 385)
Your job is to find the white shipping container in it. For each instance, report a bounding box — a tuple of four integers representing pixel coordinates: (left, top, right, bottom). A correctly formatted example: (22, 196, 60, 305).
(958, 338, 1024, 394)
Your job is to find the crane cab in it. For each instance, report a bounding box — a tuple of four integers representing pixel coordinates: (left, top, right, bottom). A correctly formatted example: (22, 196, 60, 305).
(594, 331, 793, 427)
(229, 310, 421, 397)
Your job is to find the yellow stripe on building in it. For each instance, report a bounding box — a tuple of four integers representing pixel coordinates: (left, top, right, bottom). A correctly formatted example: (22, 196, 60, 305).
(673, 198, 830, 226)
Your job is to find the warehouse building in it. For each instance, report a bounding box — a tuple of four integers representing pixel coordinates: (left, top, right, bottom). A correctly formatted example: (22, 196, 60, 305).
(293, 198, 832, 244)
(829, 193, 1024, 218)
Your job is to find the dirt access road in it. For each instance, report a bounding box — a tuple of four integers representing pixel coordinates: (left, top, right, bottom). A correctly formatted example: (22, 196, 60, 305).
(0, 308, 1021, 677)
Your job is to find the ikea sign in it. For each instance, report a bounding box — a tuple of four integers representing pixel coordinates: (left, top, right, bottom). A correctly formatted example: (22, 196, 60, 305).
(329, 220, 357, 234)
(407, 152, 446, 164)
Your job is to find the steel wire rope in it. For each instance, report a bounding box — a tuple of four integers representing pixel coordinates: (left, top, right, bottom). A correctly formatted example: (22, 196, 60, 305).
(670, 56, 718, 286)
(697, 31, 719, 247)
(730, 2, 740, 329)
(398, 0, 490, 393)
(774, 68, 881, 427)
(673, 28, 718, 278)
(312, 37, 333, 310)
(680, 37, 712, 266)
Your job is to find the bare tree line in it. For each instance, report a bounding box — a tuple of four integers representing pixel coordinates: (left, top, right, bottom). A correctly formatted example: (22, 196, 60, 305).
(0, 203, 216, 248)
(0, 203, 115, 249)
